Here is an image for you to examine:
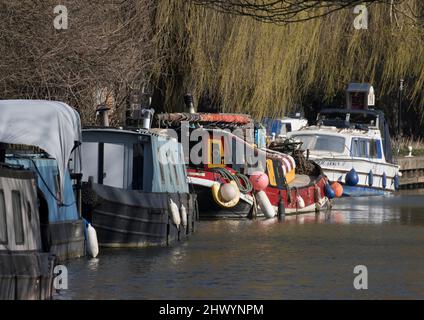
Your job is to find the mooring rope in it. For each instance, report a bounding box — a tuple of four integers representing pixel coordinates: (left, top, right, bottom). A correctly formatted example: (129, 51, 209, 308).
(13, 155, 76, 207)
(210, 167, 253, 194)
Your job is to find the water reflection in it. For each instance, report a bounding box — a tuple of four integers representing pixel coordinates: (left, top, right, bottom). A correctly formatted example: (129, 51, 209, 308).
(56, 191, 424, 300)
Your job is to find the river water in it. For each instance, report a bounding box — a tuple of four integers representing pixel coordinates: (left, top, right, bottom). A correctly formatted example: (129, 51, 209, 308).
(55, 191, 424, 300)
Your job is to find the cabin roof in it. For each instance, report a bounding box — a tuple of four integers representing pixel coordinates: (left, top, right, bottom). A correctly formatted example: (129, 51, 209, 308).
(0, 99, 81, 195)
(319, 108, 383, 117)
(291, 126, 382, 138)
(82, 127, 177, 141)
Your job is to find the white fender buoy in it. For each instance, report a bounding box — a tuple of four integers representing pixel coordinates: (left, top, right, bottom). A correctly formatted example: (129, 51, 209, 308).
(86, 222, 99, 258)
(169, 198, 181, 228)
(296, 195, 305, 209)
(256, 190, 276, 219)
(180, 203, 188, 228)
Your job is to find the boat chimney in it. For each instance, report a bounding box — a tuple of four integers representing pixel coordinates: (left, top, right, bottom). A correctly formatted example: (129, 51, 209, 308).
(96, 105, 110, 127)
(184, 94, 196, 114)
(141, 108, 155, 130)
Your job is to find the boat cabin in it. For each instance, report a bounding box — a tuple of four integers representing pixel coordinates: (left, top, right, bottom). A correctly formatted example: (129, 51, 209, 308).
(0, 164, 42, 252)
(187, 128, 297, 186)
(0, 100, 85, 261)
(262, 113, 308, 138)
(81, 128, 189, 193)
(0, 164, 55, 300)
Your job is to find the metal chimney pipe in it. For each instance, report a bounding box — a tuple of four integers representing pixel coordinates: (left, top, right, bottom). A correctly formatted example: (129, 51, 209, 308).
(96, 105, 110, 127)
(184, 94, 195, 114)
(141, 108, 155, 130)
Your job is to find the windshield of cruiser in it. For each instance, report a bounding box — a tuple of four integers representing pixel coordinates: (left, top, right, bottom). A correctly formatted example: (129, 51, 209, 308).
(292, 134, 345, 153)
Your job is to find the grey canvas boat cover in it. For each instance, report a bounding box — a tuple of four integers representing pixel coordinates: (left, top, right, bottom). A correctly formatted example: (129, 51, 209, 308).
(0, 100, 81, 193)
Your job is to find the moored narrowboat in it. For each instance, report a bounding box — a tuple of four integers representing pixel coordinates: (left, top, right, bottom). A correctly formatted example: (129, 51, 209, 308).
(288, 83, 401, 196)
(0, 163, 55, 300)
(79, 108, 197, 248)
(0, 100, 86, 262)
(156, 96, 329, 219)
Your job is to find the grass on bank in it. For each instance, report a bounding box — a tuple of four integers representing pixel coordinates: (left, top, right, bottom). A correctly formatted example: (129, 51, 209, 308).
(392, 136, 424, 157)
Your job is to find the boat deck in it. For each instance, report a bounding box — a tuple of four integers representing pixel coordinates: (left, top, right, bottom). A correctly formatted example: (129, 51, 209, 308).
(288, 174, 313, 187)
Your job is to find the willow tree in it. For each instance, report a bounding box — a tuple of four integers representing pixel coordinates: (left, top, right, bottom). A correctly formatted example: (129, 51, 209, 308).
(152, 0, 424, 127)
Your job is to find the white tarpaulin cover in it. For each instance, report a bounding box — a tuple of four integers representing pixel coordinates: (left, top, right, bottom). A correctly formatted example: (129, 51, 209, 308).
(0, 100, 81, 193)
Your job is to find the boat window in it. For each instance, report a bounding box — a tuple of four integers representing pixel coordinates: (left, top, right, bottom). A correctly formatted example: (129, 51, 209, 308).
(208, 139, 225, 168)
(158, 151, 166, 184)
(351, 138, 382, 159)
(351, 139, 367, 157)
(103, 143, 125, 188)
(12, 191, 24, 245)
(285, 123, 292, 133)
(231, 137, 244, 171)
(26, 201, 32, 222)
(273, 161, 287, 189)
(266, 160, 277, 187)
(132, 143, 144, 190)
(0, 190, 7, 244)
(165, 150, 175, 186)
(172, 152, 180, 186)
(369, 139, 382, 158)
(293, 135, 345, 153)
(54, 174, 61, 201)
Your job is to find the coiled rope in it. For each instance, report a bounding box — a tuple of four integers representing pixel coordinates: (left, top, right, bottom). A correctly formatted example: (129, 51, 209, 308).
(210, 167, 253, 194)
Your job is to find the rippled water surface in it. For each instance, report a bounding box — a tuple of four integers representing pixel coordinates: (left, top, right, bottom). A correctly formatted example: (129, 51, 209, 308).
(56, 191, 424, 299)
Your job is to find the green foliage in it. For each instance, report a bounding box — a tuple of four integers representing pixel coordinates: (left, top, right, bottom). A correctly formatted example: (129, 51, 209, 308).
(153, 0, 424, 119)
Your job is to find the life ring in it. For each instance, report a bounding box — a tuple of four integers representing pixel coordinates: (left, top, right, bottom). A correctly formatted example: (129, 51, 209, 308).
(211, 181, 240, 208)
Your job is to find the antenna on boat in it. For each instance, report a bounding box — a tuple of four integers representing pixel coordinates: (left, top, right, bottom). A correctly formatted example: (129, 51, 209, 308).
(184, 94, 196, 114)
(96, 105, 110, 127)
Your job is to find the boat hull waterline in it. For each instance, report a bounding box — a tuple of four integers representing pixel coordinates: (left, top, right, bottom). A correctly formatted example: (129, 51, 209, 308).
(314, 157, 399, 196)
(189, 174, 329, 219)
(84, 183, 197, 248)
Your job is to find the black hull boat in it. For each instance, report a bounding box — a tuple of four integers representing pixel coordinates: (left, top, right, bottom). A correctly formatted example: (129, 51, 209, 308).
(193, 183, 252, 219)
(0, 165, 55, 300)
(0, 251, 55, 300)
(83, 183, 196, 247)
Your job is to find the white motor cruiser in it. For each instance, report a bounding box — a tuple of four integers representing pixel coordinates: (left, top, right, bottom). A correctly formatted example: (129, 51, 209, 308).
(288, 83, 400, 196)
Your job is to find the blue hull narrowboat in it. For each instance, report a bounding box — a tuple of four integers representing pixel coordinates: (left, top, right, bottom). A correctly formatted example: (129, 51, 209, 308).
(0, 100, 86, 262)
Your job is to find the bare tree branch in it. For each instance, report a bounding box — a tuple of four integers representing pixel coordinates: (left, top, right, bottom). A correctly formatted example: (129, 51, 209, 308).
(192, 0, 404, 24)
